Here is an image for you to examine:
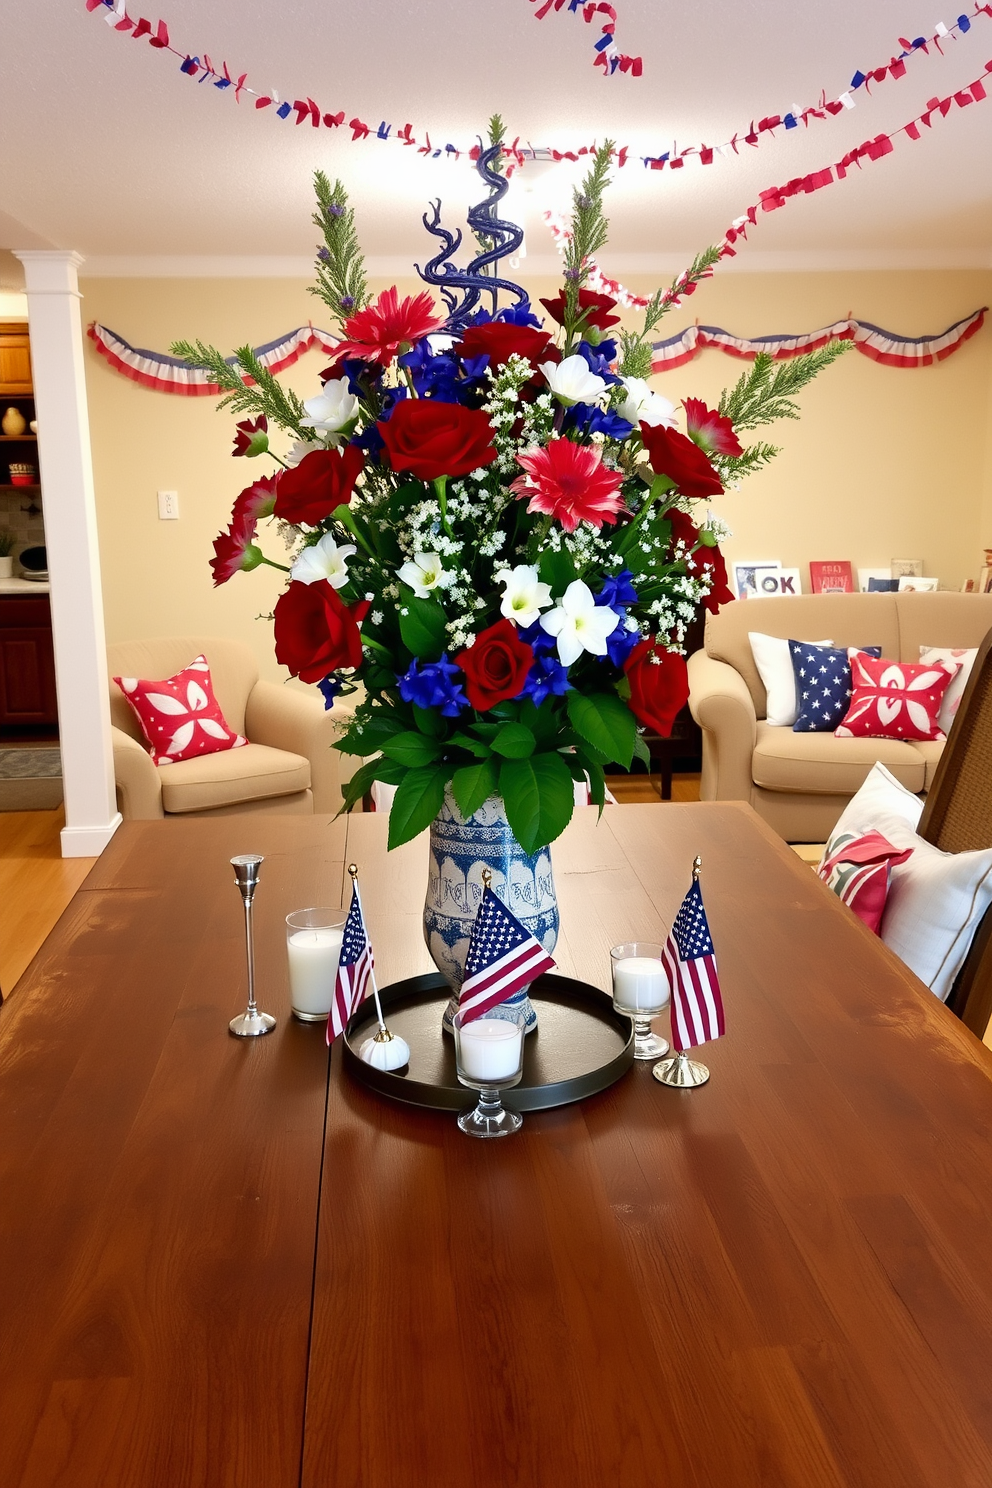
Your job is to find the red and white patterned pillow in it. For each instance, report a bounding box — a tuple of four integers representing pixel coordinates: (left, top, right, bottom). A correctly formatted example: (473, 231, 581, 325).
(835, 653, 959, 742)
(817, 828, 914, 934)
(114, 654, 247, 765)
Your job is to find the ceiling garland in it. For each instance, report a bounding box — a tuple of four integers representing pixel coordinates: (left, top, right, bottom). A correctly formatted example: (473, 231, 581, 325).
(82, 0, 991, 173)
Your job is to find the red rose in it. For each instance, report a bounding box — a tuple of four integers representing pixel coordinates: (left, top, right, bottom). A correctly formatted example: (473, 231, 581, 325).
(274, 581, 369, 683)
(455, 619, 534, 712)
(453, 322, 558, 373)
(539, 288, 621, 332)
(273, 446, 364, 526)
(623, 639, 690, 736)
(379, 399, 498, 482)
(640, 422, 723, 499)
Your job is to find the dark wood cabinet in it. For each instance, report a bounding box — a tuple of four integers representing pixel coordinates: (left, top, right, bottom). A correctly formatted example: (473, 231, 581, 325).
(0, 595, 58, 727)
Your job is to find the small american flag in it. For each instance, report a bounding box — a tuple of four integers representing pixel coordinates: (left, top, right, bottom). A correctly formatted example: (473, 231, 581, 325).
(327, 881, 374, 1044)
(662, 877, 725, 1051)
(458, 885, 556, 1023)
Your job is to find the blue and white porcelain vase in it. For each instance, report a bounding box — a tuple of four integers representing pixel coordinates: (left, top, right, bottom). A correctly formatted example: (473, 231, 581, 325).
(425, 787, 558, 1035)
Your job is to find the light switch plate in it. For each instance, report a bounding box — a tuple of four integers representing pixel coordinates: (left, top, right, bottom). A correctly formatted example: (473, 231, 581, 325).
(157, 489, 179, 520)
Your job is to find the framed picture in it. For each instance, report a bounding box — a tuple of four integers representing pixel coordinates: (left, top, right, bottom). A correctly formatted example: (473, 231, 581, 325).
(858, 568, 896, 593)
(733, 561, 780, 600)
(961, 578, 977, 593)
(891, 558, 924, 579)
(897, 575, 939, 593)
(752, 567, 802, 597)
(979, 566, 992, 595)
(809, 560, 854, 594)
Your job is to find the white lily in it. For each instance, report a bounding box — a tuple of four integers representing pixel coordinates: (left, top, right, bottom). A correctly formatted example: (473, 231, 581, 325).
(284, 438, 325, 468)
(496, 564, 553, 628)
(397, 552, 449, 598)
(616, 377, 677, 429)
(540, 579, 619, 667)
(300, 378, 360, 442)
(538, 354, 608, 407)
(291, 532, 356, 589)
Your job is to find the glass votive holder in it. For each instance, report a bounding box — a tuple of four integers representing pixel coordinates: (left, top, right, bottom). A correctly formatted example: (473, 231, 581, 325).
(610, 941, 671, 1060)
(453, 1002, 527, 1138)
(286, 907, 346, 1022)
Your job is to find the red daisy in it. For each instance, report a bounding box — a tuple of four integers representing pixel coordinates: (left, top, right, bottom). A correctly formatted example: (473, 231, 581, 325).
(231, 473, 279, 526)
(683, 398, 743, 458)
(329, 287, 445, 366)
(509, 440, 625, 533)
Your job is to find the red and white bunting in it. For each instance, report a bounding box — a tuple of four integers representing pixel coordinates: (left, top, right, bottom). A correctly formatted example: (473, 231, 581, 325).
(86, 322, 337, 395)
(86, 308, 986, 397)
(649, 310, 987, 371)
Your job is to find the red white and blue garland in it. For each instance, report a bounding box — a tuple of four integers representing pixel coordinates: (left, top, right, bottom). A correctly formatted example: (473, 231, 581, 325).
(528, 0, 642, 78)
(83, 0, 992, 170)
(86, 311, 987, 396)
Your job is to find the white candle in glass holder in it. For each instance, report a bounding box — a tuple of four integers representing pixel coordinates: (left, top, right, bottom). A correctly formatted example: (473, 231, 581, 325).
(457, 1019, 523, 1083)
(287, 927, 343, 1017)
(612, 956, 669, 1013)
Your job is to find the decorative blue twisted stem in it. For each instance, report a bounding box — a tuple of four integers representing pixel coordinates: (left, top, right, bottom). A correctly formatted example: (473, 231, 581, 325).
(415, 141, 528, 331)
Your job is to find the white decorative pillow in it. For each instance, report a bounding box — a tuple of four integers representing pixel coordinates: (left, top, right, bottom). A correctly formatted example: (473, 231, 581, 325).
(919, 645, 978, 736)
(821, 762, 992, 1001)
(748, 632, 833, 726)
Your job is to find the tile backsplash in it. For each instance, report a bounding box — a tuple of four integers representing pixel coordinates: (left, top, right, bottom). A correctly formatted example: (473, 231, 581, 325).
(0, 490, 45, 567)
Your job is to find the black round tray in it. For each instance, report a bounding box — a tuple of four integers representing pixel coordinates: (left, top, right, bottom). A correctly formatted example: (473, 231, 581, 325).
(343, 971, 634, 1112)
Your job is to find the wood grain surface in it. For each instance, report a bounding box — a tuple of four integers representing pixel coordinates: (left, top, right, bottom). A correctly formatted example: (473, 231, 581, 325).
(303, 804, 992, 1488)
(0, 815, 347, 1488)
(4, 804, 992, 1487)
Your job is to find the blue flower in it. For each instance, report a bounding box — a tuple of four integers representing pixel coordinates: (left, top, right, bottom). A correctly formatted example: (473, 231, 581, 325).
(606, 617, 642, 668)
(565, 403, 633, 441)
(576, 338, 621, 385)
(316, 674, 344, 709)
(337, 357, 384, 398)
(517, 619, 559, 657)
(597, 568, 639, 610)
(497, 299, 543, 329)
(521, 653, 572, 706)
(396, 655, 468, 717)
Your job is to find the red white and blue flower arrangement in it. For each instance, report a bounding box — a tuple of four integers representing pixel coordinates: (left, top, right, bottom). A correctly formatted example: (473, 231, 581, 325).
(177, 120, 845, 854)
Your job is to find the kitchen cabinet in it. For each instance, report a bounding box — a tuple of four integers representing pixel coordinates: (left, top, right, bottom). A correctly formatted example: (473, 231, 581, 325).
(0, 595, 57, 727)
(0, 326, 32, 396)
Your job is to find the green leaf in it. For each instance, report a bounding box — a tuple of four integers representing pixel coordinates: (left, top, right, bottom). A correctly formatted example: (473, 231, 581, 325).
(632, 732, 651, 769)
(388, 479, 427, 519)
(566, 691, 636, 769)
(538, 547, 577, 595)
(491, 722, 536, 759)
(382, 731, 443, 767)
(451, 758, 499, 819)
(399, 597, 448, 661)
(518, 698, 561, 749)
(448, 731, 493, 758)
(412, 704, 446, 739)
(387, 765, 451, 850)
(584, 759, 606, 814)
(338, 754, 405, 814)
(498, 754, 575, 853)
(334, 712, 406, 755)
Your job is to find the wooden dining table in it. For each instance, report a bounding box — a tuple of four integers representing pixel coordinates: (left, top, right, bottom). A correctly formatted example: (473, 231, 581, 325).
(2, 800, 992, 1488)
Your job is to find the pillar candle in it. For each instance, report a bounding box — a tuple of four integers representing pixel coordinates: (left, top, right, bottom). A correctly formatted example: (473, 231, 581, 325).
(612, 956, 669, 1013)
(457, 1018, 523, 1083)
(287, 927, 343, 1017)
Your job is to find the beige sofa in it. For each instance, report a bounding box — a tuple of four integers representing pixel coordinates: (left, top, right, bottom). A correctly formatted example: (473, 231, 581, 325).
(688, 591, 992, 841)
(108, 636, 355, 820)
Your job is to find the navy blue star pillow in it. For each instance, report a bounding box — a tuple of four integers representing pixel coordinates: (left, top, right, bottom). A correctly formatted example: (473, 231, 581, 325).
(788, 642, 882, 732)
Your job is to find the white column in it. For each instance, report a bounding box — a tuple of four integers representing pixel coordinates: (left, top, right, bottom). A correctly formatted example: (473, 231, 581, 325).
(13, 250, 121, 858)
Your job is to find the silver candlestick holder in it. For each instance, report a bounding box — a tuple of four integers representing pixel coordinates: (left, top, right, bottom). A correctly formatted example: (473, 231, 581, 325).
(228, 854, 277, 1038)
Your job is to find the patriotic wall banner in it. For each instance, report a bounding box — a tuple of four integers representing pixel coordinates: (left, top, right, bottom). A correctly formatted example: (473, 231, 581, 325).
(86, 321, 338, 395)
(87, 309, 986, 397)
(648, 310, 987, 372)
(83, 0, 992, 172)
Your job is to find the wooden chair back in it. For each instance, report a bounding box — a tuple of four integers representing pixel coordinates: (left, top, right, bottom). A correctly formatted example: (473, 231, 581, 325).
(918, 626, 992, 1035)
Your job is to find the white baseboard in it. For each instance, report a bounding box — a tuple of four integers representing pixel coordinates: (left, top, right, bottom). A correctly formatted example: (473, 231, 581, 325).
(60, 813, 123, 859)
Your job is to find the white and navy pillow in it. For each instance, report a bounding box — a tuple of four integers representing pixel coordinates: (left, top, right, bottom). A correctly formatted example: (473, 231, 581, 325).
(788, 642, 882, 732)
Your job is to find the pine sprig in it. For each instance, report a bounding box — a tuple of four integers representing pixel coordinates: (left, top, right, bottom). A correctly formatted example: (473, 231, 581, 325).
(718, 340, 851, 431)
(617, 246, 723, 378)
(711, 440, 781, 486)
(562, 143, 614, 341)
(169, 338, 309, 438)
(307, 171, 368, 329)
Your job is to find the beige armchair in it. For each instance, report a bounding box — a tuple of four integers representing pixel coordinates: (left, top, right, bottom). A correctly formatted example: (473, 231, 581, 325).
(108, 636, 356, 820)
(688, 591, 992, 842)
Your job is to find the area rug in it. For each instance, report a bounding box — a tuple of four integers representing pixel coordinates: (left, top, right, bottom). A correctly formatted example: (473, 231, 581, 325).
(0, 748, 63, 811)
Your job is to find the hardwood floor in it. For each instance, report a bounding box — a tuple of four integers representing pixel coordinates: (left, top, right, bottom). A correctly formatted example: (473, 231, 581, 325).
(0, 807, 95, 995)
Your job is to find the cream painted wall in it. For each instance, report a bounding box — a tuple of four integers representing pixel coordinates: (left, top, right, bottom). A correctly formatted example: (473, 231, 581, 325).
(79, 267, 992, 682)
